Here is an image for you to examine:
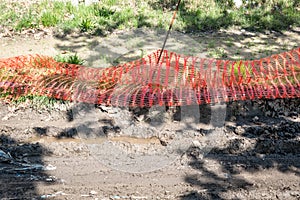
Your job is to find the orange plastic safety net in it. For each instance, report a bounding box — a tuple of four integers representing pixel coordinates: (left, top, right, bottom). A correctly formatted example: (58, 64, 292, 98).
(0, 48, 299, 107)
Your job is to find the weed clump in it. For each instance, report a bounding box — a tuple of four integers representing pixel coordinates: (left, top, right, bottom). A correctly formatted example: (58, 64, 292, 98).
(54, 54, 85, 65)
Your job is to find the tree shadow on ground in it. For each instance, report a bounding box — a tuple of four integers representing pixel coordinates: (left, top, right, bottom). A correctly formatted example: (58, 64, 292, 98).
(180, 98, 300, 199)
(0, 134, 53, 199)
(53, 27, 210, 69)
(50, 0, 300, 66)
(52, 25, 300, 72)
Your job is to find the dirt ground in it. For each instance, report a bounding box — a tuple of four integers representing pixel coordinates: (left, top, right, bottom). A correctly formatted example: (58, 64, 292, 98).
(0, 28, 300, 199)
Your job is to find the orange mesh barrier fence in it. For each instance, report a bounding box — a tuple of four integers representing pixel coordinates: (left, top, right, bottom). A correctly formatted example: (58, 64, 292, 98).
(0, 48, 299, 107)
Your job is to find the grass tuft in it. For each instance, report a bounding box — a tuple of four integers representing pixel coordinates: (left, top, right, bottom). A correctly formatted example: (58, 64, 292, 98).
(79, 18, 95, 32)
(54, 53, 85, 65)
(41, 11, 59, 27)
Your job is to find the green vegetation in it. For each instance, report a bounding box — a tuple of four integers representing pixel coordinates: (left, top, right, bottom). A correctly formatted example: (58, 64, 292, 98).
(79, 18, 95, 32)
(0, 53, 85, 106)
(208, 47, 228, 58)
(0, 88, 65, 108)
(41, 11, 59, 27)
(268, 65, 300, 85)
(14, 94, 64, 108)
(54, 53, 85, 65)
(0, 0, 299, 105)
(230, 62, 300, 86)
(232, 61, 252, 82)
(0, 0, 299, 34)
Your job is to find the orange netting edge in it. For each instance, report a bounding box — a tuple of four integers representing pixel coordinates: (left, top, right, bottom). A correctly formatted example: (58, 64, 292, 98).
(0, 47, 299, 107)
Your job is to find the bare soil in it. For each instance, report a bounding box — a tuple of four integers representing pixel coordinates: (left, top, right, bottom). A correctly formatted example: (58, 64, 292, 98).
(0, 28, 300, 199)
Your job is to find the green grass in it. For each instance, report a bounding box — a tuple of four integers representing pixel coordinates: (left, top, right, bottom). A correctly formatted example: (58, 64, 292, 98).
(0, 0, 298, 34)
(15, 9, 37, 31)
(0, 53, 85, 106)
(232, 61, 252, 82)
(79, 18, 95, 32)
(41, 11, 59, 27)
(15, 94, 64, 108)
(230, 61, 300, 86)
(54, 53, 85, 65)
(0, 88, 66, 108)
(209, 47, 228, 58)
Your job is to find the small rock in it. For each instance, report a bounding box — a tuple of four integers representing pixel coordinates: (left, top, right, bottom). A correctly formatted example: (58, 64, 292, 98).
(290, 191, 300, 197)
(90, 190, 98, 195)
(265, 111, 271, 116)
(43, 164, 56, 171)
(252, 116, 259, 122)
(73, 146, 83, 153)
(192, 140, 201, 147)
(134, 114, 145, 122)
(284, 111, 289, 116)
(265, 30, 271, 35)
(230, 116, 236, 121)
(235, 126, 245, 135)
(45, 176, 56, 182)
(256, 153, 265, 159)
(224, 173, 232, 179)
(261, 193, 267, 197)
(0, 149, 13, 162)
(111, 195, 121, 199)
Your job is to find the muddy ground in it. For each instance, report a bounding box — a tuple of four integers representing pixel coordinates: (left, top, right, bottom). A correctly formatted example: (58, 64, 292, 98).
(0, 98, 299, 199)
(0, 28, 300, 199)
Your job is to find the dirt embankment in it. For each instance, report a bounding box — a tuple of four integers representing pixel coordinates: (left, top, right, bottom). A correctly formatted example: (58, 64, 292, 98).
(0, 97, 299, 199)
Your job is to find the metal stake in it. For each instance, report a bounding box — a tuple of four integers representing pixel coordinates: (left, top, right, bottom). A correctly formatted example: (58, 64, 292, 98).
(156, 0, 182, 65)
